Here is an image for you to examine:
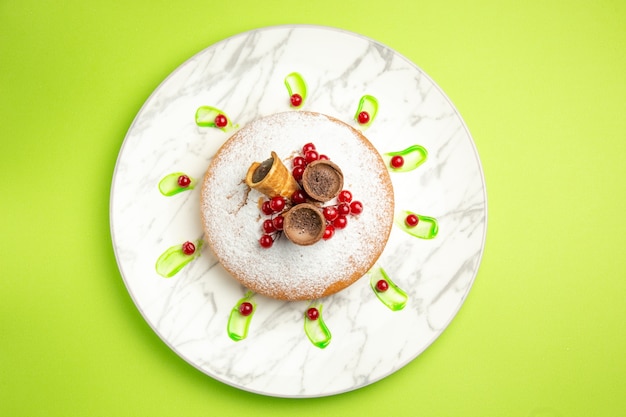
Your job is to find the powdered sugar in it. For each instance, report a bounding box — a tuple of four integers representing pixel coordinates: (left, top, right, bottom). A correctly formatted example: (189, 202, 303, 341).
(201, 111, 394, 300)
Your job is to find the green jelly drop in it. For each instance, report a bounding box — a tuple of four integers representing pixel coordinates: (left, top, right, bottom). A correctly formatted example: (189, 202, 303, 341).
(155, 239, 203, 278)
(395, 211, 439, 239)
(369, 267, 408, 311)
(195, 105, 236, 131)
(227, 291, 257, 342)
(304, 302, 331, 349)
(383, 144, 428, 172)
(158, 172, 196, 196)
(284, 72, 307, 106)
(354, 95, 378, 129)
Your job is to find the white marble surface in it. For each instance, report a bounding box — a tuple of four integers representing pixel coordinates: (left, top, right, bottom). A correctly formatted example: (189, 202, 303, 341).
(110, 25, 487, 397)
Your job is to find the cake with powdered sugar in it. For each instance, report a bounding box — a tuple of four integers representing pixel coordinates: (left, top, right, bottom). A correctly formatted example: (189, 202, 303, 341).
(201, 111, 394, 301)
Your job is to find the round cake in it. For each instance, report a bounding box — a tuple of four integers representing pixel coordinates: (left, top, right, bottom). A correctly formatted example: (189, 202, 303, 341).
(201, 111, 394, 301)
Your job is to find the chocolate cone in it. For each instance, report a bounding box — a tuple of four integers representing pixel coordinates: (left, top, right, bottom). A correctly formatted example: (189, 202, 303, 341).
(282, 203, 325, 246)
(301, 160, 344, 202)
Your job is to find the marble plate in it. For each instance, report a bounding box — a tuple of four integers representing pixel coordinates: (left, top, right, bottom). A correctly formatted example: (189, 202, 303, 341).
(110, 25, 487, 397)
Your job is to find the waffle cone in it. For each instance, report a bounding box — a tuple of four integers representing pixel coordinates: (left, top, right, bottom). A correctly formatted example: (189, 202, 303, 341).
(245, 151, 300, 199)
(302, 160, 344, 202)
(282, 203, 325, 246)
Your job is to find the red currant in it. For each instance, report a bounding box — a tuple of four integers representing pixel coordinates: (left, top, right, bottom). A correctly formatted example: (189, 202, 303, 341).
(333, 216, 348, 229)
(337, 203, 351, 216)
(376, 279, 389, 292)
(261, 200, 274, 215)
(292, 166, 305, 181)
(357, 111, 370, 124)
(291, 189, 307, 204)
(177, 175, 191, 188)
(302, 143, 316, 153)
(290, 93, 303, 107)
(293, 156, 306, 168)
(306, 307, 320, 321)
(239, 302, 254, 316)
(259, 234, 273, 248)
(304, 150, 319, 164)
(262, 219, 276, 234)
(405, 214, 419, 227)
(338, 190, 352, 203)
(272, 215, 284, 231)
(269, 196, 286, 212)
(318, 154, 329, 161)
(323, 206, 339, 222)
(181, 241, 196, 255)
(390, 155, 404, 169)
(214, 114, 228, 128)
(323, 225, 335, 240)
(349, 201, 363, 215)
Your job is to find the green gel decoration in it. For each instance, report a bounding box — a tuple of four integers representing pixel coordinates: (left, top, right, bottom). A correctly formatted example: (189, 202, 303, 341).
(227, 291, 257, 342)
(195, 105, 237, 131)
(383, 145, 428, 172)
(354, 94, 378, 129)
(395, 210, 439, 239)
(155, 239, 203, 278)
(158, 172, 196, 196)
(368, 267, 408, 311)
(284, 72, 307, 106)
(304, 302, 331, 349)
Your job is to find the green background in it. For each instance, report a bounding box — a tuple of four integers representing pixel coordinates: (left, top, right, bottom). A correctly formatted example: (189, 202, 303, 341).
(1, 1, 624, 416)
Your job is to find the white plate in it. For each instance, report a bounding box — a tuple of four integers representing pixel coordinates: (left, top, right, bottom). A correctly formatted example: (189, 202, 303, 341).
(110, 25, 487, 397)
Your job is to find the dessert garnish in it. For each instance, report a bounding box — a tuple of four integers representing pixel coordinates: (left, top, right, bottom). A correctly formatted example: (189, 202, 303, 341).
(195, 105, 237, 132)
(250, 143, 363, 247)
(376, 279, 389, 292)
(354, 94, 378, 129)
(290, 189, 307, 204)
(239, 302, 254, 316)
(349, 200, 363, 214)
(383, 144, 428, 172)
(155, 239, 203, 277)
(405, 214, 419, 227)
(368, 267, 408, 311)
(214, 114, 228, 128)
(282, 203, 325, 245)
(154, 70, 441, 349)
(284, 72, 307, 108)
(258, 234, 274, 248)
(323, 224, 334, 240)
(306, 307, 320, 320)
(245, 151, 300, 199)
(301, 160, 343, 202)
(304, 302, 331, 349)
(158, 172, 196, 196)
(227, 291, 256, 341)
(390, 155, 404, 169)
(177, 175, 192, 188)
(395, 211, 439, 239)
(181, 241, 196, 255)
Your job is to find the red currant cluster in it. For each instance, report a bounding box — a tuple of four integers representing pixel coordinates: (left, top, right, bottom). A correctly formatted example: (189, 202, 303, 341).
(320, 189, 363, 240)
(257, 142, 364, 248)
(291, 142, 329, 181)
(258, 195, 287, 248)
